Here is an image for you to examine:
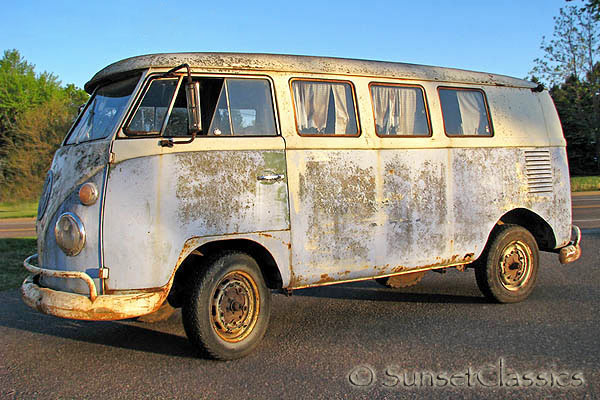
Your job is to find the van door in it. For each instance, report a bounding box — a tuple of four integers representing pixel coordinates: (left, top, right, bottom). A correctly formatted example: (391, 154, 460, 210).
(103, 76, 288, 290)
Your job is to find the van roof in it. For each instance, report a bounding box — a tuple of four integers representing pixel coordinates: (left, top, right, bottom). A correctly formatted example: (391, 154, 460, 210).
(84, 52, 537, 93)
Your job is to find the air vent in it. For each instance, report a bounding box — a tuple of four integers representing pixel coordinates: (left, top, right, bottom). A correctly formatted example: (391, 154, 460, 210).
(524, 150, 553, 194)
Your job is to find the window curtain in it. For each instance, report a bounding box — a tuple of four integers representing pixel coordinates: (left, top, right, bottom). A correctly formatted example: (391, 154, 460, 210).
(293, 81, 351, 134)
(456, 91, 485, 135)
(371, 86, 417, 135)
(331, 84, 350, 133)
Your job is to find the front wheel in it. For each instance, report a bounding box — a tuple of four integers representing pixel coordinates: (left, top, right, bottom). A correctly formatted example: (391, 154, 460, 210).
(182, 251, 271, 360)
(475, 225, 539, 303)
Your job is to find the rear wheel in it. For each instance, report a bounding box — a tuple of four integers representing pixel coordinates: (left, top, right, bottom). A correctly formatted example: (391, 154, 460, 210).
(475, 224, 539, 303)
(182, 251, 271, 360)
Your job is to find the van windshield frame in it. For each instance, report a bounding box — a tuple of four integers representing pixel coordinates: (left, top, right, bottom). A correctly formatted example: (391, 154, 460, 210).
(65, 75, 141, 145)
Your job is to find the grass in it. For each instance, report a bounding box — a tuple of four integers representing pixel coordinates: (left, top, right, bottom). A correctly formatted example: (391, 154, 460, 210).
(0, 201, 38, 219)
(571, 176, 600, 192)
(0, 238, 36, 291)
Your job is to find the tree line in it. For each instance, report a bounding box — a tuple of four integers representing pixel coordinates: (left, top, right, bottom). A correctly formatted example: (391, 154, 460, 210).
(0, 49, 88, 202)
(531, 0, 600, 175)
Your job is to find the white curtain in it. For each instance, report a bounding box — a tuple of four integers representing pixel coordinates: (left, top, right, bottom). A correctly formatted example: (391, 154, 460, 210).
(331, 84, 350, 133)
(371, 86, 418, 135)
(456, 91, 485, 135)
(293, 81, 351, 134)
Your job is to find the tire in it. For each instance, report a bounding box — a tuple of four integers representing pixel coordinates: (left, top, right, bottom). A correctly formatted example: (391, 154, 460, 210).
(475, 224, 539, 303)
(182, 251, 271, 360)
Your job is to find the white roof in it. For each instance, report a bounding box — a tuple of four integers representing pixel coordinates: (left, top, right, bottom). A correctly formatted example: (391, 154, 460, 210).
(85, 52, 537, 93)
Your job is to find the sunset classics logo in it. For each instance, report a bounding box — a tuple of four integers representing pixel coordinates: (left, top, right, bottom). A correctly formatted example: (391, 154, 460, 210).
(348, 359, 585, 389)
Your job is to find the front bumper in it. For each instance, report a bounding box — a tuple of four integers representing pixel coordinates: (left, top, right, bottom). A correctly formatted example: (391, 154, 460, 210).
(21, 254, 167, 321)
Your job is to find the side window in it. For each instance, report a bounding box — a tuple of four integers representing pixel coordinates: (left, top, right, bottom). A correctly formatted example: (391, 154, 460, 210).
(126, 77, 277, 137)
(207, 79, 277, 136)
(128, 79, 178, 135)
(291, 80, 359, 136)
(370, 84, 430, 136)
(438, 88, 493, 136)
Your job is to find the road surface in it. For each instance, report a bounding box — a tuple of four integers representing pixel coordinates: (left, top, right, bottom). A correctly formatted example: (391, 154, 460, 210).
(572, 192, 600, 231)
(0, 233, 598, 399)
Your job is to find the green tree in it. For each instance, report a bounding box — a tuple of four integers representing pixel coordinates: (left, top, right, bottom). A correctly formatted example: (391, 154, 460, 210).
(531, 5, 600, 174)
(584, 0, 600, 19)
(530, 5, 599, 86)
(550, 67, 600, 174)
(0, 49, 88, 202)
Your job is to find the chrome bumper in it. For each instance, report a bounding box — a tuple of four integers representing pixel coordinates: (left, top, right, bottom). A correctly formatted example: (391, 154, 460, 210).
(22, 254, 167, 321)
(559, 226, 582, 264)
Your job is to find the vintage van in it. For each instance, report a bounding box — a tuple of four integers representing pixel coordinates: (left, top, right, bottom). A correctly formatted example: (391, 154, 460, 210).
(23, 53, 581, 359)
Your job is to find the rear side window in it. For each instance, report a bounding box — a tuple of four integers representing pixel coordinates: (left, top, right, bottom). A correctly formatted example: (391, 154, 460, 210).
(291, 80, 359, 136)
(370, 84, 430, 136)
(438, 88, 493, 136)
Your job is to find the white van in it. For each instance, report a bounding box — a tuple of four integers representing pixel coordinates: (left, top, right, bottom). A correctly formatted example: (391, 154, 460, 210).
(23, 53, 581, 359)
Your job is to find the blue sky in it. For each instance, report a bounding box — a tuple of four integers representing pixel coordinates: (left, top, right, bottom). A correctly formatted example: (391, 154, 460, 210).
(0, 0, 577, 90)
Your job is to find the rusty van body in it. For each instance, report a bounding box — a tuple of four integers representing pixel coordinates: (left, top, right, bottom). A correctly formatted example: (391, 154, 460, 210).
(22, 53, 581, 359)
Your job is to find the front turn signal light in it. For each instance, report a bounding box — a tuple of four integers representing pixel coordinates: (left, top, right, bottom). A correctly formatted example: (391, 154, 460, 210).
(79, 182, 98, 206)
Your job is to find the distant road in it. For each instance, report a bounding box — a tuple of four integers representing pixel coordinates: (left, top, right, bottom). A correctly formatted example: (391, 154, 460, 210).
(0, 192, 598, 239)
(572, 192, 600, 231)
(0, 218, 36, 238)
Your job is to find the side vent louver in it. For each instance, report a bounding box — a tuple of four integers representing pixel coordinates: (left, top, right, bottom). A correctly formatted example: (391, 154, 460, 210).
(524, 150, 553, 194)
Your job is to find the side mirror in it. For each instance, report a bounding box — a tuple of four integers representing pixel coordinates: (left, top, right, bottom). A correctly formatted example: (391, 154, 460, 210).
(160, 80, 201, 147)
(186, 81, 201, 133)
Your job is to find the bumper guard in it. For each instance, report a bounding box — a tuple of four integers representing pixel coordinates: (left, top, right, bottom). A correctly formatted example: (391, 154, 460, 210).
(22, 254, 167, 321)
(558, 226, 582, 264)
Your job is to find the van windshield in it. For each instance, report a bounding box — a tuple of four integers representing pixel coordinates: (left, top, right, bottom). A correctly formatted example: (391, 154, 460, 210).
(66, 76, 139, 145)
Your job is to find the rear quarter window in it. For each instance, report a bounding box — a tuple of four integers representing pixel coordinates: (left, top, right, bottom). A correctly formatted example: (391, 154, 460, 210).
(438, 87, 493, 136)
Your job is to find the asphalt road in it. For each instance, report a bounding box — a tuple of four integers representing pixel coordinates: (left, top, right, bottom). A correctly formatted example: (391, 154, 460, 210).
(572, 192, 600, 231)
(1, 233, 598, 399)
(0, 218, 36, 239)
(1, 192, 599, 239)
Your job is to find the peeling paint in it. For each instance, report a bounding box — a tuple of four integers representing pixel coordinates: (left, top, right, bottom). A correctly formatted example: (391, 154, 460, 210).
(85, 53, 537, 94)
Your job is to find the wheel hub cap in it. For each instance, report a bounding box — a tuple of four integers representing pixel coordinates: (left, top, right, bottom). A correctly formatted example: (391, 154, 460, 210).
(212, 271, 259, 342)
(499, 241, 532, 291)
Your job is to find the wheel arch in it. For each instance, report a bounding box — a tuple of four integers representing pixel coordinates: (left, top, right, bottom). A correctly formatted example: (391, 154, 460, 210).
(497, 208, 556, 251)
(167, 238, 283, 308)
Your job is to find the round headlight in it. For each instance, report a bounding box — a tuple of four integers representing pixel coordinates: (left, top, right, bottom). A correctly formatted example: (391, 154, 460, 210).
(79, 182, 98, 206)
(37, 171, 53, 220)
(54, 212, 86, 256)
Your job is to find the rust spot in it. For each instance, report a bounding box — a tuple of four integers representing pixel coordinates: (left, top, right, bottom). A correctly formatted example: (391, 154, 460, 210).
(315, 273, 334, 284)
(174, 238, 201, 269)
(388, 169, 395, 174)
(258, 232, 273, 239)
(391, 254, 472, 274)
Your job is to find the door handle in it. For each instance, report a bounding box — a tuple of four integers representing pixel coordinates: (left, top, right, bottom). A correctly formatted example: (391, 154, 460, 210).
(257, 173, 284, 182)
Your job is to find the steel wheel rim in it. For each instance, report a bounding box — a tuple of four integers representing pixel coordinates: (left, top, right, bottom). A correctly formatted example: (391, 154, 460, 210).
(498, 240, 533, 291)
(211, 271, 260, 343)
